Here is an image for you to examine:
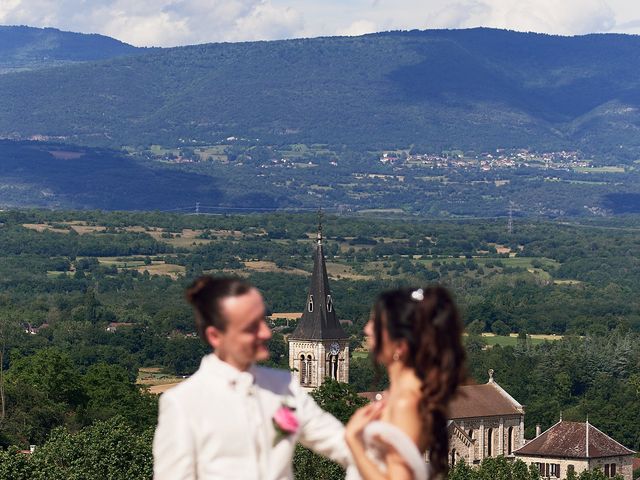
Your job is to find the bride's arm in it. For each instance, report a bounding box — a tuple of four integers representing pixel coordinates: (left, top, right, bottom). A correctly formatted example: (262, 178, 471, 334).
(345, 403, 414, 480)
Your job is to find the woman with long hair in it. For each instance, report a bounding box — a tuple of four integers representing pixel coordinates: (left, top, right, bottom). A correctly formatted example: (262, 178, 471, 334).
(345, 285, 467, 480)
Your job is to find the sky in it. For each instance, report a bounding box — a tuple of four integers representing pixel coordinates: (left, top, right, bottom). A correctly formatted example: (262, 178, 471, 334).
(1, 0, 640, 47)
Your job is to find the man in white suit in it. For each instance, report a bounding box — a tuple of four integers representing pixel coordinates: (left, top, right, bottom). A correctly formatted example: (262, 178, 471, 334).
(153, 276, 350, 480)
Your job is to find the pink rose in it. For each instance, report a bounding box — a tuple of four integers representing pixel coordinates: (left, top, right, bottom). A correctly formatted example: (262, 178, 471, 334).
(272, 405, 298, 445)
(273, 406, 299, 434)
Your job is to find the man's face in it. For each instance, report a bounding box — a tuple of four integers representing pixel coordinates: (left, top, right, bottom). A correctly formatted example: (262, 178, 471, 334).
(206, 288, 272, 371)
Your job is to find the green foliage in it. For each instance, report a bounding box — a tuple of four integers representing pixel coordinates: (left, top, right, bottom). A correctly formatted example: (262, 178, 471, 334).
(0, 417, 153, 480)
(491, 320, 511, 336)
(7, 348, 86, 407)
(466, 330, 640, 450)
(81, 363, 157, 428)
(467, 320, 485, 335)
(447, 458, 539, 480)
(576, 468, 623, 480)
(1, 347, 156, 447)
(310, 378, 369, 424)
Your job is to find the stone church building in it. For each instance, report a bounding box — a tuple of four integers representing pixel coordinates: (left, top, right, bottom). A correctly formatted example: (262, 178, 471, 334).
(447, 369, 526, 465)
(287, 224, 636, 479)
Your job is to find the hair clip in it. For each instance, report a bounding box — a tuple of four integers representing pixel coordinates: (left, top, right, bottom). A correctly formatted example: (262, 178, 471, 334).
(410, 288, 424, 301)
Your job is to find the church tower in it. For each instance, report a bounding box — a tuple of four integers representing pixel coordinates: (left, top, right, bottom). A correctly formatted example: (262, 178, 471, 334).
(288, 220, 350, 390)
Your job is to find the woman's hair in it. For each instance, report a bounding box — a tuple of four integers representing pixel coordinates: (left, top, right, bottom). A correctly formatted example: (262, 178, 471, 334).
(372, 285, 466, 478)
(185, 276, 252, 341)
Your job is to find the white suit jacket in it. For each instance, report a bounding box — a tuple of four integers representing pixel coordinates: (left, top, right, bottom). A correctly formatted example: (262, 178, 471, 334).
(153, 354, 350, 480)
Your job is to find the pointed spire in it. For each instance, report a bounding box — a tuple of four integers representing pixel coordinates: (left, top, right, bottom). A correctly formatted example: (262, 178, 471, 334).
(289, 218, 348, 341)
(317, 208, 323, 246)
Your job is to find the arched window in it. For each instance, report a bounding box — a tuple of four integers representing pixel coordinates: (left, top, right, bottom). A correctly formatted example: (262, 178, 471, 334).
(308, 295, 314, 312)
(508, 426, 514, 455)
(450, 449, 456, 466)
(330, 354, 338, 380)
(306, 355, 313, 385)
(487, 428, 493, 457)
(300, 354, 307, 385)
(468, 429, 474, 440)
(327, 295, 333, 312)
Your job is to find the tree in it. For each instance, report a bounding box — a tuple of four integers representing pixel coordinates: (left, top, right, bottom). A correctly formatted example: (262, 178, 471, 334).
(477, 456, 514, 480)
(83, 287, 99, 323)
(81, 363, 157, 429)
(310, 378, 368, 424)
(24, 417, 153, 479)
(0, 312, 20, 422)
(0, 446, 33, 480)
(512, 459, 533, 480)
(467, 320, 485, 335)
(7, 348, 86, 408)
(448, 459, 477, 480)
(491, 320, 511, 336)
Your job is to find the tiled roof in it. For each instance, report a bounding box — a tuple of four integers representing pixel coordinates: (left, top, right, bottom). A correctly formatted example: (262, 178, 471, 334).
(514, 421, 635, 459)
(358, 378, 524, 419)
(449, 381, 523, 419)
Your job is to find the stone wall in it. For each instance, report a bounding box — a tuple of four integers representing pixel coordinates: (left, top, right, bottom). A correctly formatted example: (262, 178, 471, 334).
(288, 339, 350, 390)
(454, 414, 524, 463)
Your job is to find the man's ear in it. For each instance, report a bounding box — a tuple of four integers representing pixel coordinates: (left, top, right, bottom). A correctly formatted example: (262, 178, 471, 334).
(205, 325, 223, 350)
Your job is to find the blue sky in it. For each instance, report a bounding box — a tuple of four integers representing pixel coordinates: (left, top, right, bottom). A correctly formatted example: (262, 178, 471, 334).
(1, 0, 639, 47)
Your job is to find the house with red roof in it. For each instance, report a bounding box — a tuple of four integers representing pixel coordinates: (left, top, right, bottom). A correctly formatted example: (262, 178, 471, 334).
(514, 419, 635, 480)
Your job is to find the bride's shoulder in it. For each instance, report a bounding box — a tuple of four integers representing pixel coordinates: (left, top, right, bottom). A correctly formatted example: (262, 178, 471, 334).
(387, 389, 423, 445)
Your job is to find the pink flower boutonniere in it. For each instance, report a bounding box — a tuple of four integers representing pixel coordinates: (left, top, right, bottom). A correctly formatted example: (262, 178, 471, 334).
(272, 402, 299, 445)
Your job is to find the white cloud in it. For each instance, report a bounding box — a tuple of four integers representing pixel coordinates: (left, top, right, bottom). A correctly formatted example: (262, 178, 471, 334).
(230, 3, 303, 42)
(0, 0, 639, 46)
(0, 0, 306, 46)
(339, 20, 378, 37)
(437, 0, 617, 35)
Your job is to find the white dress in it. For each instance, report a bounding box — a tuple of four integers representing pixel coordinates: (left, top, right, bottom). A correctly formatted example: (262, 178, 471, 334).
(345, 421, 430, 480)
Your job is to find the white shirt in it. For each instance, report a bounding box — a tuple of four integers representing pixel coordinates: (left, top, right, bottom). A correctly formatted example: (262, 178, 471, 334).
(153, 354, 350, 480)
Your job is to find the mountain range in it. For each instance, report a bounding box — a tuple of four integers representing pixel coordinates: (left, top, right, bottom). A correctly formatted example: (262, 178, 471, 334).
(0, 25, 141, 74)
(0, 27, 640, 156)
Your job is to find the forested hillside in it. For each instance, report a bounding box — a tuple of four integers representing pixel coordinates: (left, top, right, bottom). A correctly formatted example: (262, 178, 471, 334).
(1, 28, 640, 156)
(0, 25, 141, 73)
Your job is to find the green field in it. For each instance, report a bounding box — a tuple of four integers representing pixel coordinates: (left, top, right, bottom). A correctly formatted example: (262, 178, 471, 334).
(574, 166, 626, 173)
(480, 334, 560, 347)
(419, 256, 559, 269)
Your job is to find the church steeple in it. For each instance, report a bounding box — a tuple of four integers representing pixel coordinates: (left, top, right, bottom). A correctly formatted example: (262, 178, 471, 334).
(289, 215, 348, 341)
(288, 216, 350, 389)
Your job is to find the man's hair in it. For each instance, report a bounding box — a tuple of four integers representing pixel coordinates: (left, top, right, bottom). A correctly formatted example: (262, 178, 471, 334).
(185, 276, 252, 340)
